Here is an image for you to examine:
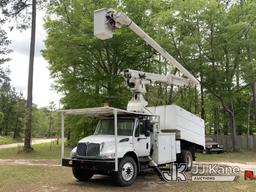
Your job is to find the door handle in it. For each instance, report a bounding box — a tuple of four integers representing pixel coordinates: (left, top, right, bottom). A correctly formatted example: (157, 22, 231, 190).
(137, 137, 147, 141)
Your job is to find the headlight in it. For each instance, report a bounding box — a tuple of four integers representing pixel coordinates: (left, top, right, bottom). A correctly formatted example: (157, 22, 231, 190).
(70, 147, 77, 157)
(100, 142, 104, 151)
(99, 152, 115, 159)
(218, 144, 223, 148)
(207, 145, 212, 148)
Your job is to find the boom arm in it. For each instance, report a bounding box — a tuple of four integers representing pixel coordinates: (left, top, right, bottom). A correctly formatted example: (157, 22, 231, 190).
(94, 8, 199, 87)
(124, 69, 192, 87)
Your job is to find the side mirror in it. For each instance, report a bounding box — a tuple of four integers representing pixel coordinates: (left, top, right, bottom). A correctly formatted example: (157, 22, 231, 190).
(145, 120, 153, 132)
(145, 130, 150, 137)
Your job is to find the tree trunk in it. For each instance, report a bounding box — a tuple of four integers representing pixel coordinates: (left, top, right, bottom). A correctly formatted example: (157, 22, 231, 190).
(67, 128, 71, 141)
(200, 83, 205, 120)
(246, 30, 255, 133)
(247, 99, 251, 149)
(4, 114, 9, 136)
(216, 106, 220, 142)
(13, 113, 19, 139)
(214, 107, 218, 135)
(252, 83, 256, 126)
(194, 87, 199, 115)
(24, 0, 36, 152)
(226, 102, 238, 151)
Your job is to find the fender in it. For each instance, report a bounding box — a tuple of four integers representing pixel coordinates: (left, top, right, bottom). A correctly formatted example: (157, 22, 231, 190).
(123, 151, 140, 173)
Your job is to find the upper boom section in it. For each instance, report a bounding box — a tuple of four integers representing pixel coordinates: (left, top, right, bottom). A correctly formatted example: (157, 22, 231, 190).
(94, 8, 199, 87)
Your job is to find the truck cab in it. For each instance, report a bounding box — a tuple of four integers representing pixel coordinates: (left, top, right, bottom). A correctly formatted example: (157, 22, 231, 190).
(72, 117, 151, 159)
(63, 115, 154, 186)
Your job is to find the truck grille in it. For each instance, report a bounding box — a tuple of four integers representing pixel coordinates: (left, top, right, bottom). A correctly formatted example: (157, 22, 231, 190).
(86, 143, 100, 156)
(76, 143, 100, 157)
(77, 143, 87, 156)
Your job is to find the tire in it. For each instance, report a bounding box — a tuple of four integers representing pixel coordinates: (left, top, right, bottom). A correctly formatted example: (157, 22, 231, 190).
(72, 167, 94, 181)
(116, 156, 137, 186)
(180, 150, 193, 171)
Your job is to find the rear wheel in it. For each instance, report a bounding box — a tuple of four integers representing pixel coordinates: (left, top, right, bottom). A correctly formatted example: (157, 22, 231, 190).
(72, 167, 94, 181)
(116, 156, 137, 186)
(180, 150, 193, 171)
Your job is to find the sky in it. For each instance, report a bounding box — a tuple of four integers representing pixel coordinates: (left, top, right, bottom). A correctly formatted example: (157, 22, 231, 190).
(3, 10, 61, 108)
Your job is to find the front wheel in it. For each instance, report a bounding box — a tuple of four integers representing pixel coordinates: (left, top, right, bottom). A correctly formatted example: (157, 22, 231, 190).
(72, 167, 94, 181)
(116, 156, 137, 186)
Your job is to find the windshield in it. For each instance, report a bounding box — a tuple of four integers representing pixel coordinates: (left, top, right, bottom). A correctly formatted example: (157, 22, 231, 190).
(94, 119, 134, 136)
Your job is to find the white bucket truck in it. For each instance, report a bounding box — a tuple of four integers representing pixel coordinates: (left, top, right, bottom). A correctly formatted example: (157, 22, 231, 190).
(61, 8, 205, 186)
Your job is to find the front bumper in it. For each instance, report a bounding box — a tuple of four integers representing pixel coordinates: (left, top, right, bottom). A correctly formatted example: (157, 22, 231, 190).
(62, 157, 115, 171)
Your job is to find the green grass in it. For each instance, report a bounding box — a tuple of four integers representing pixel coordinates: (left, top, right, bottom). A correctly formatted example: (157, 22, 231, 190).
(196, 151, 256, 163)
(0, 165, 255, 192)
(0, 142, 72, 159)
(0, 136, 21, 145)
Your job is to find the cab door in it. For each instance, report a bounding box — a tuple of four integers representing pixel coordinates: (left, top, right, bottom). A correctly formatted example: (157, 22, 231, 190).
(133, 119, 150, 157)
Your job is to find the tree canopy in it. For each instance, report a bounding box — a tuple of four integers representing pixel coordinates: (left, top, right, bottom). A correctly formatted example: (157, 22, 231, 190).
(40, 0, 256, 149)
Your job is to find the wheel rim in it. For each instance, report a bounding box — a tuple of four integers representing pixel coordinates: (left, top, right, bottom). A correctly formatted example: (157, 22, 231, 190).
(186, 154, 192, 168)
(121, 162, 134, 181)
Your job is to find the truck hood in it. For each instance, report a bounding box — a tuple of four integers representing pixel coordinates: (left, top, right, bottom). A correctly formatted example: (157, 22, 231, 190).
(78, 135, 131, 144)
(78, 135, 133, 156)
